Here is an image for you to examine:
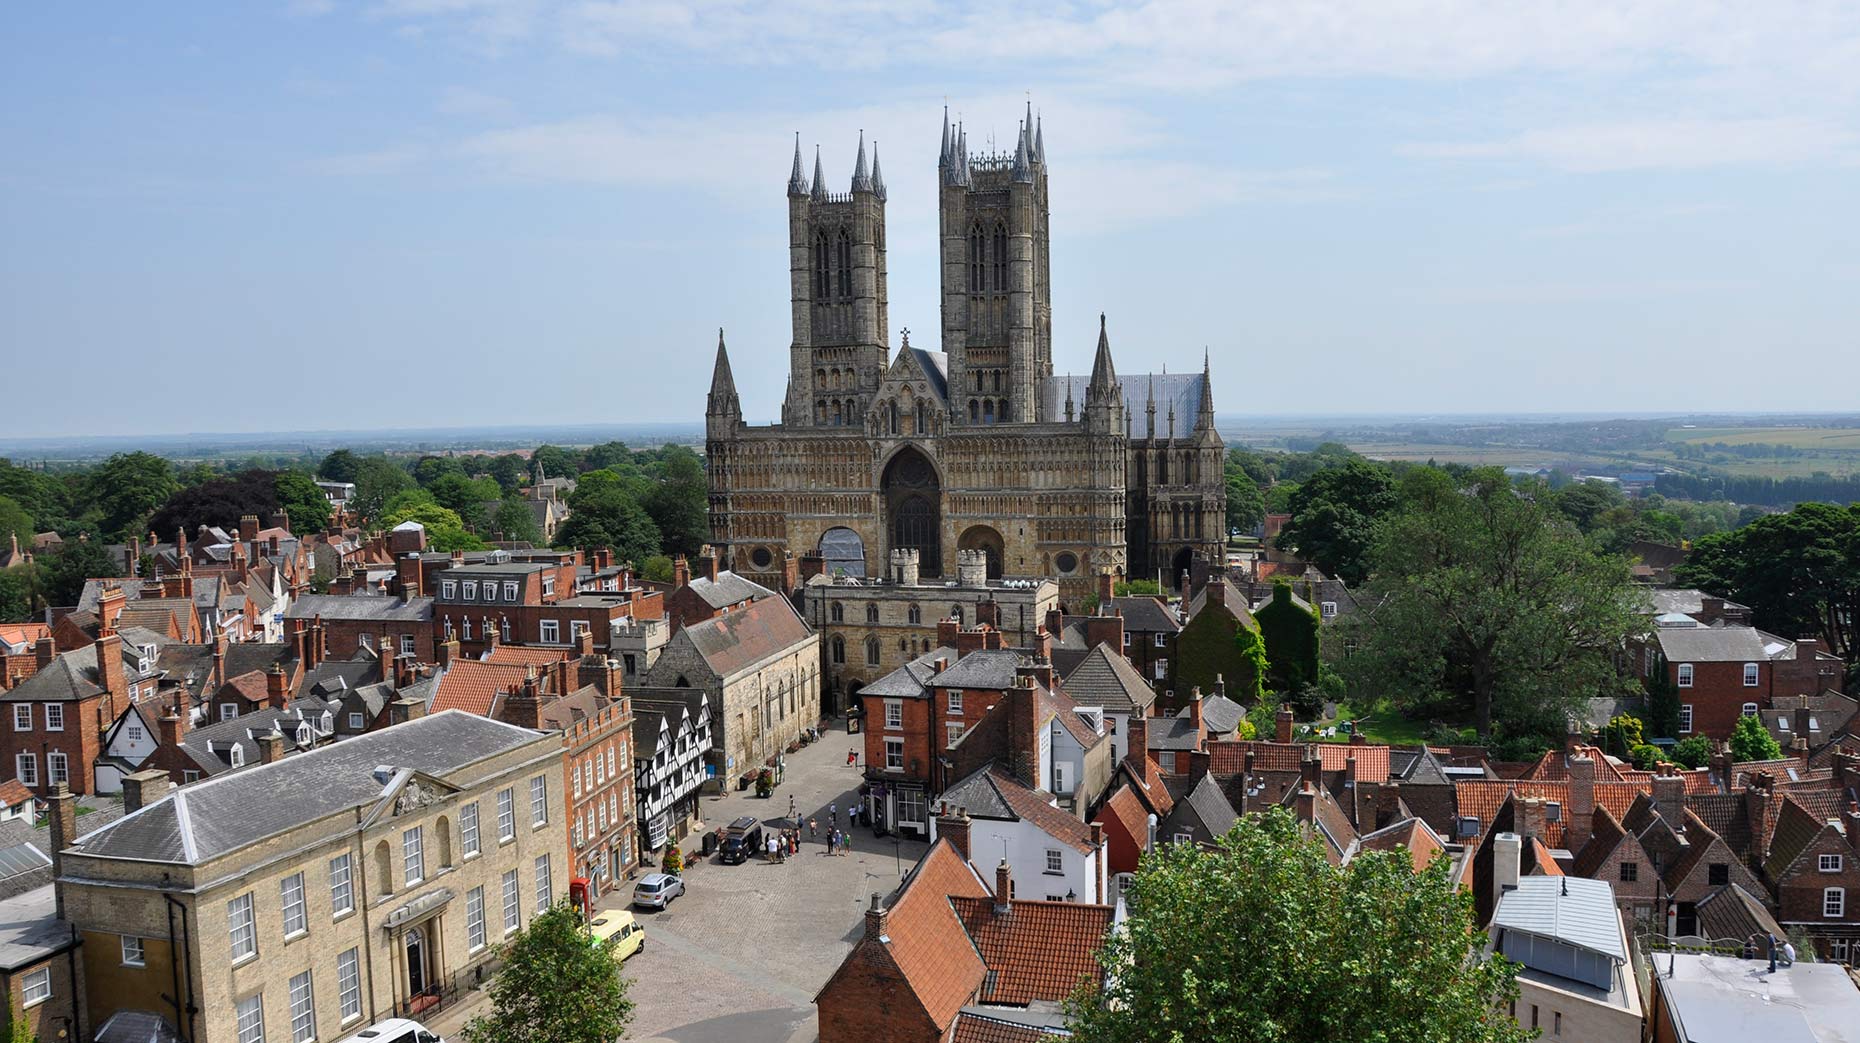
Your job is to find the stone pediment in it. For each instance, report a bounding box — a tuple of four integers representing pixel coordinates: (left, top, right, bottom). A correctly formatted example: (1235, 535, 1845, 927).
(362, 767, 464, 828)
(394, 778, 451, 815)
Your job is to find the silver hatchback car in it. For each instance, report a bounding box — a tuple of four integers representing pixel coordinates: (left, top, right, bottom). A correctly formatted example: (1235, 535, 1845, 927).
(633, 873, 685, 910)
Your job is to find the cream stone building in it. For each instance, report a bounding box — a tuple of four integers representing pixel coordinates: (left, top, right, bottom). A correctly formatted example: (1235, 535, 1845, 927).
(58, 709, 566, 1042)
(705, 109, 1226, 605)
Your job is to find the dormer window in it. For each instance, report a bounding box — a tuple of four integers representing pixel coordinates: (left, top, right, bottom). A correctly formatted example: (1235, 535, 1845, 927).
(462, 581, 478, 600)
(296, 725, 312, 745)
(442, 580, 457, 600)
(504, 581, 519, 601)
(229, 745, 245, 768)
(542, 577, 555, 597)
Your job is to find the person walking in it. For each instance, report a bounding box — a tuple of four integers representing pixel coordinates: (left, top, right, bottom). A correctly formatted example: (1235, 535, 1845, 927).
(808, 816, 818, 840)
(826, 830, 835, 855)
(788, 795, 797, 822)
(829, 803, 837, 828)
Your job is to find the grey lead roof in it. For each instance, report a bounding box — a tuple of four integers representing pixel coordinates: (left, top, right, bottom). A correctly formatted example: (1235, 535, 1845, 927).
(687, 571, 776, 609)
(1658, 952, 1860, 1043)
(910, 348, 949, 401)
(1060, 645, 1155, 715)
(1041, 372, 1210, 433)
(68, 710, 547, 866)
(930, 650, 1025, 690)
(285, 594, 434, 622)
(1490, 875, 1627, 962)
(0, 885, 73, 970)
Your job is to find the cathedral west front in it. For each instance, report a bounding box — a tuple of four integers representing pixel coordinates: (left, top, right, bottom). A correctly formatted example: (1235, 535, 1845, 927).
(704, 107, 1225, 603)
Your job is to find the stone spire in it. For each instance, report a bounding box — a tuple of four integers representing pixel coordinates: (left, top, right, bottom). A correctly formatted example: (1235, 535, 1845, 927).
(1064, 373, 1075, 423)
(787, 132, 808, 197)
(1088, 314, 1118, 397)
(871, 140, 886, 201)
(1085, 315, 1124, 433)
(707, 328, 741, 419)
(1145, 373, 1157, 439)
(851, 130, 874, 193)
(1011, 119, 1033, 183)
(810, 146, 828, 202)
(1034, 110, 1045, 165)
(1196, 348, 1216, 432)
(954, 122, 971, 186)
(939, 106, 952, 173)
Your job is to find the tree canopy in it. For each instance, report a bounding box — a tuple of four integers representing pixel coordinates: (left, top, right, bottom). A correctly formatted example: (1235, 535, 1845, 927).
(40, 539, 116, 606)
(554, 469, 661, 565)
(462, 901, 633, 1043)
(1224, 468, 1266, 535)
(145, 469, 281, 543)
(494, 495, 544, 544)
(382, 502, 486, 552)
(1276, 458, 1398, 586)
(88, 452, 179, 542)
(1065, 807, 1527, 1043)
(1339, 469, 1644, 739)
(1729, 713, 1783, 762)
(317, 449, 360, 484)
(274, 470, 331, 532)
(350, 457, 414, 524)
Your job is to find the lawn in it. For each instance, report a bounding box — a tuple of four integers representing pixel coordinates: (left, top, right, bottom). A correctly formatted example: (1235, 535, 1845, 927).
(1665, 425, 1860, 448)
(1325, 699, 1464, 747)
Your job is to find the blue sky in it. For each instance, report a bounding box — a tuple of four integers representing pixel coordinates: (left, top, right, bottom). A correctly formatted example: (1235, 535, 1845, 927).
(4, 2, 1858, 437)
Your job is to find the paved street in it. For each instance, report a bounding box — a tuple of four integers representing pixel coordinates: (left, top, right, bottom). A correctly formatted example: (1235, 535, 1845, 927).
(617, 719, 930, 1043)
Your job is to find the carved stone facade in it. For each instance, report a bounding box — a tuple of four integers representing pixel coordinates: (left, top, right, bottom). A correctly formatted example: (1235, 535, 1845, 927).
(705, 110, 1225, 603)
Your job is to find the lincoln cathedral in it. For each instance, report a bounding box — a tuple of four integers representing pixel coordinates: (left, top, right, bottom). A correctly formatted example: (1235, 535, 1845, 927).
(704, 106, 1225, 602)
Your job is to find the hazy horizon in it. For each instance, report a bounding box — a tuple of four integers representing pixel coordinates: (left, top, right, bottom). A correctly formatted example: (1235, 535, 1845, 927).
(6, 3, 1860, 438)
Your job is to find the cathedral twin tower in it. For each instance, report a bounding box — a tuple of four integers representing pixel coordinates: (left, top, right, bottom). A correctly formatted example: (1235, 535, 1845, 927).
(706, 106, 1225, 602)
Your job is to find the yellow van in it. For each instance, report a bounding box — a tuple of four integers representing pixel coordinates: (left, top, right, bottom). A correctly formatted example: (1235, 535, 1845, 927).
(588, 909, 645, 961)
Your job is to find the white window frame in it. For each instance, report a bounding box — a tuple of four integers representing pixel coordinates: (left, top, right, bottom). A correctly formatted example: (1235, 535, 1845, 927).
(441, 580, 456, 600)
(535, 854, 552, 912)
(503, 581, 518, 601)
(466, 885, 487, 952)
(1826, 887, 1846, 918)
(288, 969, 316, 1043)
(348, 712, 364, 729)
(948, 690, 962, 713)
(1121, 631, 1131, 649)
(884, 738, 904, 771)
(10, 705, 29, 731)
(337, 948, 361, 1022)
(461, 800, 481, 857)
(43, 703, 63, 731)
(540, 619, 560, 643)
(1821, 854, 1845, 873)
(228, 892, 257, 962)
(402, 826, 424, 886)
(1153, 633, 1166, 648)
(1679, 704, 1694, 733)
(946, 722, 965, 749)
(221, 704, 239, 722)
(462, 580, 478, 600)
(235, 994, 264, 1043)
(121, 934, 145, 967)
(606, 747, 616, 777)
(1320, 601, 1337, 618)
(1174, 831, 1195, 845)
(21, 967, 49, 1008)
(280, 871, 308, 937)
(530, 775, 548, 826)
(502, 869, 520, 934)
(497, 788, 515, 841)
(1741, 702, 1759, 717)
(1677, 663, 1694, 688)
(329, 853, 354, 917)
(884, 699, 902, 730)
(1045, 848, 1063, 874)
(47, 751, 67, 787)
(15, 753, 37, 788)
(400, 634, 415, 656)
(542, 576, 555, 597)
(1743, 662, 1760, 687)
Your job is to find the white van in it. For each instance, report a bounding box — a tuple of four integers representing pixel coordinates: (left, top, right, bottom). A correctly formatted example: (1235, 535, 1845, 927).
(334, 1018, 443, 1043)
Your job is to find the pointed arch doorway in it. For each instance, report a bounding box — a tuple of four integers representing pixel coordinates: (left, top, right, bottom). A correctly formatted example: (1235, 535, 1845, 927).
(883, 447, 941, 578)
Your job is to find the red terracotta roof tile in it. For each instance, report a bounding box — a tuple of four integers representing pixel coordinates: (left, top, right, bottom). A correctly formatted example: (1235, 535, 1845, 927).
(1357, 818, 1446, 873)
(1454, 779, 1649, 848)
(1096, 784, 1151, 852)
(880, 840, 990, 1028)
(483, 645, 574, 668)
(950, 1013, 1052, 1043)
(1208, 739, 1390, 783)
(0, 779, 32, 809)
(430, 660, 533, 717)
(217, 671, 272, 705)
(949, 896, 1113, 1005)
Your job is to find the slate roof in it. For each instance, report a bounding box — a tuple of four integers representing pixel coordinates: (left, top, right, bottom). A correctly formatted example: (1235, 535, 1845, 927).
(68, 710, 548, 866)
(1571, 805, 1632, 879)
(948, 895, 1112, 1005)
(1654, 625, 1791, 663)
(1059, 645, 1155, 715)
(1763, 796, 1838, 881)
(685, 571, 776, 610)
(1041, 372, 1210, 435)
(1643, 588, 1749, 618)
(940, 765, 1096, 853)
(1, 641, 139, 702)
(177, 703, 335, 776)
(860, 646, 956, 699)
(284, 594, 434, 622)
(1493, 875, 1625, 963)
(0, 885, 74, 971)
(678, 595, 813, 679)
(1103, 596, 1179, 634)
(910, 347, 950, 402)
(1145, 715, 1202, 751)
(934, 650, 1026, 691)
(1190, 693, 1244, 736)
(301, 658, 382, 699)
(1171, 772, 1237, 839)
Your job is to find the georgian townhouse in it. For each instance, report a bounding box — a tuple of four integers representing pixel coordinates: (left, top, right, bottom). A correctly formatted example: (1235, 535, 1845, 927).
(0, 628, 155, 796)
(1633, 616, 1845, 740)
(628, 689, 712, 858)
(58, 710, 567, 1041)
(937, 768, 1110, 905)
(1762, 794, 1860, 965)
(285, 593, 437, 662)
(427, 552, 664, 659)
(522, 647, 637, 897)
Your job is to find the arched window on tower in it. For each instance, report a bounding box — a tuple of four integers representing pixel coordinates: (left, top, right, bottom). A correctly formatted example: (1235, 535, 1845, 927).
(993, 224, 1008, 291)
(832, 402, 842, 426)
(969, 225, 984, 292)
(983, 400, 995, 424)
(992, 371, 1001, 392)
(888, 401, 899, 436)
(813, 231, 829, 298)
(969, 400, 979, 423)
(837, 230, 853, 298)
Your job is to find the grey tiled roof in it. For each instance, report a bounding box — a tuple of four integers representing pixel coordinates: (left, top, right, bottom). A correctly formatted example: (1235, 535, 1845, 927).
(68, 710, 548, 866)
(932, 650, 1024, 690)
(687, 571, 776, 609)
(1654, 626, 1789, 663)
(910, 347, 949, 401)
(1175, 772, 1238, 838)
(285, 594, 434, 622)
(1060, 645, 1155, 715)
(1105, 596, 1179, 634)
(1145, 716, 1202, 751)
(861, 646, 957, 699)
(1191, 694, 1244, 736)
(178, 703, 337, 775)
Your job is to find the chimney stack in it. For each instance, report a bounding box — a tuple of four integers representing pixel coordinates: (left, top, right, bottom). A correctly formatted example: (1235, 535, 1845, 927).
(1566, 752, 1596, 852)
(258, 727, 286, 765)
(121, 768, 172, 815)
(1125, 715, 1149, 773)
(864, 893, 890, 942)
(1187, 687, 1205, 743)
(1492, 832, 1522, 912)
(1516, 797, 1546, 843)
(1652, 766, 1687, 828)
(34, 636, 54, 671)
(673, 555, 690, 588)
(936, 804, 971, 862)
(48, 784, 75, 919)
(1096, 569, 1115, 607)
(390, 696, 427, 725)
(239, 514, 260, 543)
(265, 662, 289, 709)
(1275, 705, 1294, 744)
(994, 859, 1012, 911)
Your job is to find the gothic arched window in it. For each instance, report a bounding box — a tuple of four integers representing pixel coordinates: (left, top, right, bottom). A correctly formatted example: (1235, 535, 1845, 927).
(866, 603, 879, 624)
(916, 401, 927, 432)
(813, 231, 829, 298)
(983, 400, 995, 424)
(837, 230, 853, 298)
(865, 637, 881, 666)
(889, 401, 899, 436)
(969, 225, 984, 292)
(830, 636, 845, 664)
(969, 400, 979, 423)
(993, 224, 1008, 291)
(831, 602, 844, 623)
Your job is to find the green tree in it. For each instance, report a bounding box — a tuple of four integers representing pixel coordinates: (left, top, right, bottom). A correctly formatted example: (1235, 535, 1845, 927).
(529, 444, 577, 480)
(1064, 808, 1527, 1043)
(1551, 480, 1624, 533)
(382, 502, 486, 553)
(555, 470, 661, 564)
(1224, 469, 1266, 535)
(581, 440, 636, 474)
(412, 455, 467, 488)
(643, 446, 709, 557)
(1669, 735, 1712, 769)
(494, 495, 544, 544)
(0, 495, 32, 553)
(1599, 715, 1644, 759)
(40, 538, 118, 605)
(88, 451, 179, 541)
(1231, 625, 1270, 706)
(0, 567, 40, 623)
(1729, 713, 1784, 762)
(462, 901, 633, 1043)
(640, 554, 675, 583)
(487, 453, 530, 494)
(1642, 651, 1682, 740)
(317, 449, 361, 484)
(1339, 470, 1644, 738)
(4, 994, 34, 1043)
(274, 470, 332, 533)
(350, 457, 414, 524)
(1254, 579, 1320, 696)
(1115, 579, 1162, 597)
(427, 473, 502, 528)
(1677, 502, 1860, 673)
(1628, 743, 1663, 771)
(1276, 458, 1397, 586)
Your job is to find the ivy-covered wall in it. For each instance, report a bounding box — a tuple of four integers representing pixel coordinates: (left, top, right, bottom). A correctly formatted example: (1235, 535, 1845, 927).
(1173, 598, 1266, 705)
(1256, 579, 1320, 694)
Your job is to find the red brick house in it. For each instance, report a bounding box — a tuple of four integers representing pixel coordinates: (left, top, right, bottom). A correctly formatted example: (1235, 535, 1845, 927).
(1762, 794, 1860, 964)
(1635, 619, 1845, 739)
(663, 556, 776, 632)
(0, 630, 138, 795)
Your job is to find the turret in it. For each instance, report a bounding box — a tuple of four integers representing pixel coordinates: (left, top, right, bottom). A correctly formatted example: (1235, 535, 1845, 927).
(1084, 315, 1125, 435)
(871, 141, 886, 202)
(1196, 348, 1216, 433)
(851, 130, 874, 194)
(707, 329, 742, 437)
(787, 132, 809, 197)
(810, 146, 827, 203)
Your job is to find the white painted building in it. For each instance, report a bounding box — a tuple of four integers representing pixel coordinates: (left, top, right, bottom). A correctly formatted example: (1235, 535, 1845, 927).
(939, 764, 1110, 905)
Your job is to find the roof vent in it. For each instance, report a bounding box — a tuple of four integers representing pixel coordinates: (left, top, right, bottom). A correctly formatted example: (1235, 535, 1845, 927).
(373, 765, 398, 785)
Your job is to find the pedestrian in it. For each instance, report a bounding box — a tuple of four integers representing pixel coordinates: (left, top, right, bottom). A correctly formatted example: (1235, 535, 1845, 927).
(846, 749, 856, 766)
(829, 803, 837, 828)
(1781, 940, 1797, 966)
(808, 817, 818, 840)
(826, 830, 835, 855)
(835, 828, 846, 854)
(788, 795, 797, 821)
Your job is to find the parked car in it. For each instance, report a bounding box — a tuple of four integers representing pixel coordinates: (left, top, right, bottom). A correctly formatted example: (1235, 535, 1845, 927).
(719, 815, 763, 864)
(335, 1018, 443, 1043)
(633, 872, 685, 909)
(589, 909, 646, 960)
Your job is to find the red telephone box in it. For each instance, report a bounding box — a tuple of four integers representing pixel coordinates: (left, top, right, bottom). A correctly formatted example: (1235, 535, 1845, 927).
(569, 877, 593, 920)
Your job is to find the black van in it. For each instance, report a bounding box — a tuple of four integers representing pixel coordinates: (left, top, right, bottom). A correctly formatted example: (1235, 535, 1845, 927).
(719, 815, 763, 864)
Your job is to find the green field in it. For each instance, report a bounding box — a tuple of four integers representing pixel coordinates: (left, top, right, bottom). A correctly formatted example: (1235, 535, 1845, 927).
(1666, 426, 1860, 448)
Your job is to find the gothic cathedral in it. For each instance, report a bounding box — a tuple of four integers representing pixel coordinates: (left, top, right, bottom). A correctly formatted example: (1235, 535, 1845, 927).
(704, 108, 1225, 602)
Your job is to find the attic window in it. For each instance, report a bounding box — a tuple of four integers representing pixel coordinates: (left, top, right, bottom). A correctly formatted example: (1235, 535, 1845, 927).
(1545, 802, 1562, 823)
(229, 745, 245, 768)
(1457, 817, 1480, 838)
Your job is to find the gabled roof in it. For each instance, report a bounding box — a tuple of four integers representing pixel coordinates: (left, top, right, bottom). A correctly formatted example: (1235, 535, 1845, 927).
(1355, 817, 1446, 872)
(429, 660, 533, 717)
(861, 646, 957, 699)
(1571, 804, 1632, 879)
(1103, 595, 1178, 634)
(1189, 694, 1245, 736)
(1654, 625, 1792, 663)
(1694, 883, 1784, 944)
(680, 596, 812, 679)
(1208, 740, 1391, 784)
(1060, 645, 1155, 715)
(1454, 779, 1649, 848)
(685, 571, 776, 610)
(1, 641, 138, 703)
(1095, 782, 1152, 847)
(70, 710, 545, 865)
(934, 650, 1025, 691)
(948, 895, 1112, 1005)
(940, 766, 1097, 853)
(1491, 875, 1626, 962)
(284, 594, 433, 622)
(1763, 795, 1841, 881)
(1169, 772, 1237, 839)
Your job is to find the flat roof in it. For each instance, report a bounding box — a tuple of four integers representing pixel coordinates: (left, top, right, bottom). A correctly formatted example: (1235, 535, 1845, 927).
(1658, 952, 1860, 1042)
